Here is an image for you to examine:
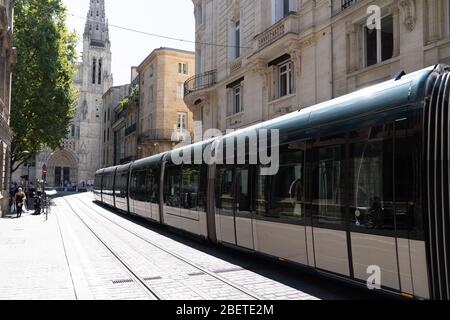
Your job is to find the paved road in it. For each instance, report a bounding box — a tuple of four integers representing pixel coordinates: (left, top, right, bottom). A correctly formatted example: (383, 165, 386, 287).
(0, 193, 387, 300)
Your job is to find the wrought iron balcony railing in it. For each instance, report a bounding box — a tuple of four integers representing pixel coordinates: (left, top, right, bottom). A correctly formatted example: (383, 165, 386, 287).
(253, 13, 299, 52)
(184, 69, 217, 98)
(125, 123, 137, 136)
(341, 0, 360, 10)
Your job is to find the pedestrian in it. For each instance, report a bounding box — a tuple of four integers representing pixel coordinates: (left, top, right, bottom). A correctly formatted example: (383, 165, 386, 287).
(15, 187, 27, 218)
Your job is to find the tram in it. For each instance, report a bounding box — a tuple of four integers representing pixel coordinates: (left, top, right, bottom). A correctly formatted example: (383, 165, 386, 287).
(94, 64, 450, 300)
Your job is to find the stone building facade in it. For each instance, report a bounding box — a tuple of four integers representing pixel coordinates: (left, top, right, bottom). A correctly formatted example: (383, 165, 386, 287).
(0, 0, 14, 216)
(185, 0, 450, 133)
(32, 0, 113, 187)
(137, 48, 195, 158)
(101, 84, 129, 168)
(123, 76, 139, 164)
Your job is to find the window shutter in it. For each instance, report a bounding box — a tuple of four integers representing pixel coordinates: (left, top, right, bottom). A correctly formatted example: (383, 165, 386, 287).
(272, 66, 278, 100)
(240, 83, 244, 112)
(227, 89, 232, 116)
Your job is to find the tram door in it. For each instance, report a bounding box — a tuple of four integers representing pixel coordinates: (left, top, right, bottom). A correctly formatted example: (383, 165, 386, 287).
(216, 165, 255, 250)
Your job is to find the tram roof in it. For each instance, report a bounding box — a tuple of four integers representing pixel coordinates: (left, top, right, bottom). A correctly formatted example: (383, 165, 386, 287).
(96, 65, 439, 173)
(216, 65, 436, 144)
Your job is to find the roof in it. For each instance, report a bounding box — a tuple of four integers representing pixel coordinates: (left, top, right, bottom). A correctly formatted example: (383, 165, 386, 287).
(137, 47, 195, 71)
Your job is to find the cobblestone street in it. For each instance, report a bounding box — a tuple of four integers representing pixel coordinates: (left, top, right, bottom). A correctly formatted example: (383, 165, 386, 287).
(0, 193, 381, 300)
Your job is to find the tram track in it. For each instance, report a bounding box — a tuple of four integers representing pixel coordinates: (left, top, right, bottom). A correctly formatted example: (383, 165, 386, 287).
(61, 198, 161, 300)
(67, 195, 263, 300)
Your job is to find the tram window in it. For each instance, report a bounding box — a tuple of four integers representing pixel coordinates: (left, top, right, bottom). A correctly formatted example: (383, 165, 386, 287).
(147, 169, 159, 204)
(116, 172, 127, 198)
(255, 172, 267, 216)
(312, 139, 346, 226)
(349, 125, 395, 233)
(107, 174, 113, 195)
(181, 165, 200, 210)
(164, 166, 181, 208)
(133, 170, 146, 201)
(256, 144, 304, 221)
(395, 119, 423, 240)
(238, 168, 251, 212)
(216, 166, 234, 210)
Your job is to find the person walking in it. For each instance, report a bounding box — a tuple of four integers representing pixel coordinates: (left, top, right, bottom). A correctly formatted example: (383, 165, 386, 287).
(15, 187, 26, 218)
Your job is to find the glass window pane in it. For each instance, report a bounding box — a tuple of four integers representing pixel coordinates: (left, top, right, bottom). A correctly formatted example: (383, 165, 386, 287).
(349, 126, 395, 232)
(164, 166, 181, 207)
(284, 0, 290, 16)
(148, 169, 159, 204)
(312, 138, 345, 226)
(238, 168, 250, 212)
(257, 143, 305, 221)
(365, 27, 378, 66)
(381, 15, 393, 61)
(216, 166, 234, 211)
(181, 165, 200, 210)
(280, 73, 287, 97)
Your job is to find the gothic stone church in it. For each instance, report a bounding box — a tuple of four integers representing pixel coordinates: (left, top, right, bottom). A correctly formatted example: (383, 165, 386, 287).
(21, 0, 113, 187)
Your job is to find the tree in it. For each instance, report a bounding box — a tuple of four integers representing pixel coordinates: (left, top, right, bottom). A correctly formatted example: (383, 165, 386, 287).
(10, 0, 77, 173)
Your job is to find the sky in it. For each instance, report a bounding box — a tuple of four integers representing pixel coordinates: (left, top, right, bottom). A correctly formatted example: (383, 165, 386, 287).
(62, 0, 196, 86)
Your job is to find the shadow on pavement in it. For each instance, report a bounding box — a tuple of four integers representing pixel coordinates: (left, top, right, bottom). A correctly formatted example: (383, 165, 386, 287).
(91, 199, 400, 301)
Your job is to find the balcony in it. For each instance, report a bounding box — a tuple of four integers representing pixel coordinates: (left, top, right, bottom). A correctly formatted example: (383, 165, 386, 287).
(184, 69, 217, 98)
(139, 128, 178, 143)
(341, 0, 360, 10)
(253, 13, 299, 53)
(125, 123, 137, 136)
(120, 156, 137, 164)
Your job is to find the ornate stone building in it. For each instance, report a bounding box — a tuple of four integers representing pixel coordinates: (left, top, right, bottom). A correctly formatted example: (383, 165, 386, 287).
(0, 0, 15, 216)
(185, 0, 450, 133)
(137, 48, 195, 158)
(101, 84, 129, 168)
(33, 0, 113, 187)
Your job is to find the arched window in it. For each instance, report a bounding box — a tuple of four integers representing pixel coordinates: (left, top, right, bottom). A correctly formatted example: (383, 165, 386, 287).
(92, 58, 97, 84)
(98, 59, 102, 84)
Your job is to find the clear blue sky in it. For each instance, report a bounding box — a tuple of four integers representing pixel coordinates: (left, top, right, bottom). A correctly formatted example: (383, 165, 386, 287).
(62, 0, 196, 86)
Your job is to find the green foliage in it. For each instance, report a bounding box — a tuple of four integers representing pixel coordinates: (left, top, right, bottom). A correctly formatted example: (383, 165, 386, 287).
(11, 0, 78, 172)
(119, 84, 139, 109)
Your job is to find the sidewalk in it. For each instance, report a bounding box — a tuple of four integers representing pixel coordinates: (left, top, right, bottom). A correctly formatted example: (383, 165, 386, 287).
(0, 210, 76, 300)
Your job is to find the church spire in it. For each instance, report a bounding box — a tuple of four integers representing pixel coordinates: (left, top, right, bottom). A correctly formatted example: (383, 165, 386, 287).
(84, 0, 109, 46)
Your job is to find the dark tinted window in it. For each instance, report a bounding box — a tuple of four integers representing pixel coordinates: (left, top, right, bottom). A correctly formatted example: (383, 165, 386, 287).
(164, 165, 181, 208)
(131, 170, 147, 201)
(312, 135, 346, 226)
(147, 169, 160, 204)
(349, 125, 395, 233)
(115, 171, 128, 198)
(216, 166, 234, 212)
(181, 165, 203, 211)
(256, 143, 305, 222)
(131, 167, 159, 203)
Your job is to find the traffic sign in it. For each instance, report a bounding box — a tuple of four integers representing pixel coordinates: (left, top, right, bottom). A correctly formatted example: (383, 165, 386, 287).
(43, 168, 48, 175)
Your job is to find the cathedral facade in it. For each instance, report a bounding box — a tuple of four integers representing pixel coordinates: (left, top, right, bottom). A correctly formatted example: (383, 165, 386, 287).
(32, 0, 113, 188)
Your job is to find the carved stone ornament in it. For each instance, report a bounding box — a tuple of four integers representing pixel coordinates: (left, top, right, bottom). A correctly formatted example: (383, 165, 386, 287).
(228, 0, 240, 22)
(286, 41, 302, 76)
(250, 59, 270, 87)
(299, 35, 316, 48)
(399, 0, 416, 32)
